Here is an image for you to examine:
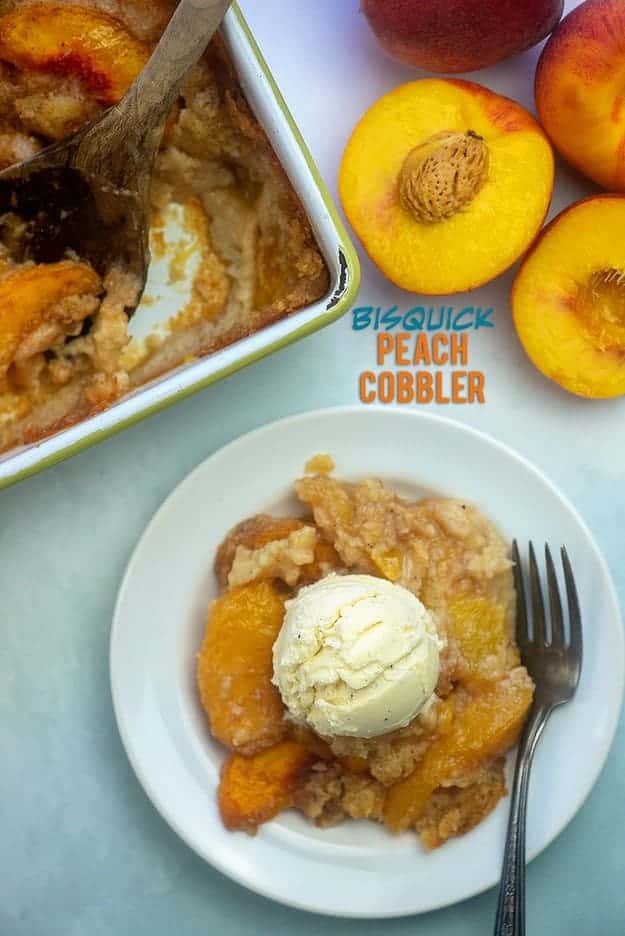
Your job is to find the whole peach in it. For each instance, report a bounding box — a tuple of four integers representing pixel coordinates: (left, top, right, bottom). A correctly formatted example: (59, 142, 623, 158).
(536, 0, 625, 191)
(361, 0, 564, 73)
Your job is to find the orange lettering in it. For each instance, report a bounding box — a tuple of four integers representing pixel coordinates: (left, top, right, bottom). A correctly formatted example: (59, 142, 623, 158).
(377, 334, 393, 365)
(450, 334, 469, 366)
(397, 371, 413, 403)
(432, 334, 448, 366)
(451, 371, 467, 403)
(469, 371, 485, 403)
(378, 371, 394, 403)
(417, 371, 433, 403)
(359, 371, 376, 403)
(435, 371, 450, 404)
(413, 334, 431, 366)
(396, 332, 410, 366)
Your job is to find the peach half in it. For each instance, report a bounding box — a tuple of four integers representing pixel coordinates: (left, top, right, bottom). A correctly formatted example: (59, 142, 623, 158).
(339, 79, 554, 295)
(536, 0, 625, 192)
(513, 196, 625, 398)
(0, 4, 149, 106)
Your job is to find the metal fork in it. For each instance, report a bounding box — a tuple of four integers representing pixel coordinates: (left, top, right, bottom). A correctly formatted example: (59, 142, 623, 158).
(493, 542, 582, 936)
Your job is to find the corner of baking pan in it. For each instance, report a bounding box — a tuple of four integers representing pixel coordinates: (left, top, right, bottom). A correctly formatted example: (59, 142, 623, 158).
(229, 3, 361, 320)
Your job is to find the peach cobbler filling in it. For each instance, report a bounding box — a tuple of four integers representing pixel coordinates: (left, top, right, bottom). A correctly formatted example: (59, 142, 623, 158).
(0, 1, 328, 452)
(197, 464, 534, 848)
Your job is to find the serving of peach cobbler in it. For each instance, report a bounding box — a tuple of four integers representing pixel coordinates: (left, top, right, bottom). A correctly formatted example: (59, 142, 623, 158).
(197, 459, 534, 849)
(0, 0, 328, 453)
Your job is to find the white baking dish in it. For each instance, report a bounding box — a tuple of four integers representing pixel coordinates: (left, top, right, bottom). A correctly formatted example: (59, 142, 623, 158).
(0, 4, 360, 490)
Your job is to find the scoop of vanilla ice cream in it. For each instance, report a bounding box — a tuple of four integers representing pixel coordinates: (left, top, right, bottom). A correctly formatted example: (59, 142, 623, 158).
(272, 574, 442, 739)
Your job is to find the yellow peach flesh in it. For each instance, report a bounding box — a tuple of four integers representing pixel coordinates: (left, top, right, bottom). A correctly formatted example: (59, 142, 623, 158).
(383, 672, 534, 832)
(0, 4, 149, 105)
(513, 196, 625, 398)
(0, 261, 102, 376)
(339, 78, 554, 295)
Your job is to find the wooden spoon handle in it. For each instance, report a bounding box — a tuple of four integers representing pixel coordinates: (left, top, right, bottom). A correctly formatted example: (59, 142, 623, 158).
(119, 0, 234, 133)
(75, 0, 233, 187)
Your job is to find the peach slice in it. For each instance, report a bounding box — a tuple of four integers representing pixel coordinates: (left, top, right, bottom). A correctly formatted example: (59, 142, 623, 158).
(218, 741, 317, 833)
(383, 670, 534, 833)
(450, 595, 518, 684)
(196, 582, 287, 756)
(0, 261, 101, 376)
(0, 5, 149, 105)
(536, 0, 625, 191)
(513, 196, 625, 398)
(450, 597, 506, 663)
(339, 79, 554, 295)
(416, 758, 507, 848)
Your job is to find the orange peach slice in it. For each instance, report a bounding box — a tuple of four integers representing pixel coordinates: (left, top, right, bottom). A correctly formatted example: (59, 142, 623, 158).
(536, 0, 625, 191)
(0, 5, 149, 105)
(384, 671, 534, 833)
(513, 196, 625, 398)
(339, 79, 554, 295)
(450, 597, 507, 664)
(0, 261, 101, 376)
(450, 595, 518, 684)
(196, 582, 287, 756)
(218, 741, 317, 833)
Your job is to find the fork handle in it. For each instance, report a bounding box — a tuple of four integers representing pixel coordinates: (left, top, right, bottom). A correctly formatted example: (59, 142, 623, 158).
(493, 703, 552, 936)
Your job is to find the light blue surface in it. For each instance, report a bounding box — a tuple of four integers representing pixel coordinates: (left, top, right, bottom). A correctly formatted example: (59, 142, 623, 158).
(2, 0, 625, 932)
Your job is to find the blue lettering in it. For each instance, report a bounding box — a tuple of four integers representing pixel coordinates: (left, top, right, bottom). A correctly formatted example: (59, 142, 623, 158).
(426, 307, 445, 331)
(380, 306, 402, 331)
(453, 307, 474, 331)
(352, 304, 496, 331)
(475, 307, 494, 329)
(352, 306, 372, 330)
(404, 307, 425, 331)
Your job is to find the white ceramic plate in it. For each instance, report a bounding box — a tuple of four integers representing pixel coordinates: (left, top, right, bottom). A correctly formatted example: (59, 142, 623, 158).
(110, 407, 624, 919)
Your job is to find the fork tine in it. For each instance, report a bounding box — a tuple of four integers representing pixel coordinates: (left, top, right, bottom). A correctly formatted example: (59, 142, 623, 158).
(561, 546, 583, 659)
(512, 540, 529, 645)
(545, 544, 564, 647)
(529, 541, 546, 644)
